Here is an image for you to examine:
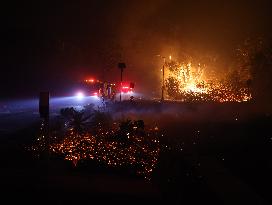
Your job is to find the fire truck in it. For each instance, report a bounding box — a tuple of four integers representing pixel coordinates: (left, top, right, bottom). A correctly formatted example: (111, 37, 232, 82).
(76, 78, 134, 101)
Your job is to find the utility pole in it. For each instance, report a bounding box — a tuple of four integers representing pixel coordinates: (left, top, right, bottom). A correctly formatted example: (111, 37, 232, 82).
(161, 57, 166, 102)
(118, 63, 126, 102)
(156, 55, 167, 102)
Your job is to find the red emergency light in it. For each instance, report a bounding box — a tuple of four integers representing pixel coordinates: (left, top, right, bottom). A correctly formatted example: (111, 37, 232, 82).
(85, 79, 95, 83)
(121, 82, 134, 93)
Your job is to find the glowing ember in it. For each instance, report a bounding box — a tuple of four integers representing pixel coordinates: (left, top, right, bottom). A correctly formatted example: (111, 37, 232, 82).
(30, 121, 160, 180)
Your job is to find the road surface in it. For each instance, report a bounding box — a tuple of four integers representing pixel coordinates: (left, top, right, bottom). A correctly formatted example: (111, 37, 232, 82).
(0, 96, 102, 135)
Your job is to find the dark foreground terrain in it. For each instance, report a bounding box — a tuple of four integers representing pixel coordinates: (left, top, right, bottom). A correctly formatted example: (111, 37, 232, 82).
(0, 101, 271, 205)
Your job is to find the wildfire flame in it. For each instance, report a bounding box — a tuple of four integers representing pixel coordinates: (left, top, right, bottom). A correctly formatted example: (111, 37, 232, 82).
(163, 57, 252, 102)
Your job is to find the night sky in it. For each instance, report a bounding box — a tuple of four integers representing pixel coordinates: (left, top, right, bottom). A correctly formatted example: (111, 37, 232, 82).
(2, 0, 272, 98)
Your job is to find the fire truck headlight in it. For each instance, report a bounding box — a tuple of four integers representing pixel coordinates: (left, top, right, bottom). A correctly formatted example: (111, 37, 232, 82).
(76, 92, 84, 100)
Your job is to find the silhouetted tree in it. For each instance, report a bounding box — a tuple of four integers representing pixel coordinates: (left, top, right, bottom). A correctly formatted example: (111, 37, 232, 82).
(236, 38, 272, 105)
(60, 107, 92, 135)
